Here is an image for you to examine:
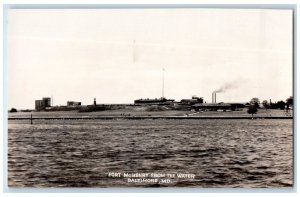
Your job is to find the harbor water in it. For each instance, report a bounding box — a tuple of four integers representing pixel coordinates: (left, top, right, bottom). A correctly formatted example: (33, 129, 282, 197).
(8, 118, 293, 187)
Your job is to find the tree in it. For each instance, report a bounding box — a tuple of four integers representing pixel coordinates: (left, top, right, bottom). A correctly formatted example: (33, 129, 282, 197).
(250, 98, 260, 108)
(277, 101, 286, 110)
(286, 96, 293, 107)
(247, 105, 258, 118)
(9, 108, 17, 113)
(262, 100, 269, 109)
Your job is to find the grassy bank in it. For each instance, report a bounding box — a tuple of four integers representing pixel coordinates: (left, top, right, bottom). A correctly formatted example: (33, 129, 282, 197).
(8, 108, 293, 119)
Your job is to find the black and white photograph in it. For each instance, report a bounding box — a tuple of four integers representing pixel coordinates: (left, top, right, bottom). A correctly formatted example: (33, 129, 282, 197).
(6, 6, 294, 188)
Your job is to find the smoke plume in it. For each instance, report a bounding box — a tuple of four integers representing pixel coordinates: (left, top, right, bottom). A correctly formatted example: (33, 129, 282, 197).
(213, 82, 238, 93)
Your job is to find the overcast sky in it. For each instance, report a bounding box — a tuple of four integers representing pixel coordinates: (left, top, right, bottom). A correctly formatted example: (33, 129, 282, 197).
(8, 8, 293, 109)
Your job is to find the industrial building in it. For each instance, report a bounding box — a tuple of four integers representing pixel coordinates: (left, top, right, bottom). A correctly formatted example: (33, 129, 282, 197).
(35, 97, 51, 110)
(67, 101, 81, 106)
(192, 103, 232, 111)
(192, 103, 245, 111)
(134, 97, 175, 105)
(180, 96, 204, 105)
(43, 97, 51, 107)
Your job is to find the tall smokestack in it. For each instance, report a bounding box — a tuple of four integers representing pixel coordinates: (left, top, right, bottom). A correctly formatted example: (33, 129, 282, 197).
(212, 93, 214, 103)
(215, 92, 217, 104)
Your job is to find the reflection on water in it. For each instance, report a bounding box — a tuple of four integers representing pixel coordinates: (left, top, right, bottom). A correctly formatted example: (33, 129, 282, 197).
(8, 119, 293, 187)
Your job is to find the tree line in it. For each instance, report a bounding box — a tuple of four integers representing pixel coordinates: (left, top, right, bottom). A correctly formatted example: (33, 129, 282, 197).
(247, 96, 293, 115)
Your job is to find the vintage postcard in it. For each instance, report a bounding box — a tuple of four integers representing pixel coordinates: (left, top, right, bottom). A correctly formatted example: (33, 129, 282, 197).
(7, 7, 293, 188)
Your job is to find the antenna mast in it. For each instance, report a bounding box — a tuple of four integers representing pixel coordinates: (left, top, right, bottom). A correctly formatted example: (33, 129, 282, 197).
(162, 68, 165, 98)
(133, 40, 136, 62)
